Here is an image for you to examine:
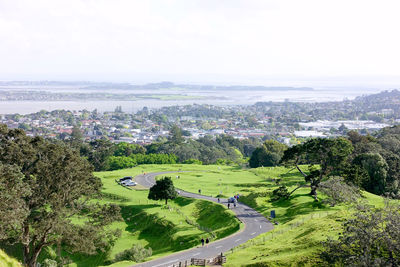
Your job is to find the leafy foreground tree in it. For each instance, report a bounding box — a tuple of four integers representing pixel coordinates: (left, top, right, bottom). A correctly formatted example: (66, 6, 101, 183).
(148, 176, 178, 204)
(0, 125, 121, 267)
(321, 202, 400, 266)
(281, 137, 353, 200)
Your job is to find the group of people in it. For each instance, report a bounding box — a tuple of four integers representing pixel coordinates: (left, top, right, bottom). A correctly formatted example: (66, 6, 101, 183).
(200, 237, 210, 247)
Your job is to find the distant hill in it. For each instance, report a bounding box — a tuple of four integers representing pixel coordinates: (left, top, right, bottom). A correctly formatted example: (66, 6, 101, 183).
(0, 80, 313, 91)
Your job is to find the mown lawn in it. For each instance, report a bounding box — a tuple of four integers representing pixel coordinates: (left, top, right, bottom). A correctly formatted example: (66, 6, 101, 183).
(2, 164, 386, 267)
(66, 165, 241, 266)
(153, 165, 386, 266)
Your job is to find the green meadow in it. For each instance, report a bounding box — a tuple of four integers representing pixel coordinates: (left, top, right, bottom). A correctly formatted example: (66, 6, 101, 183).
(68, 165, 241, 266)
(1, 164, 387, 266)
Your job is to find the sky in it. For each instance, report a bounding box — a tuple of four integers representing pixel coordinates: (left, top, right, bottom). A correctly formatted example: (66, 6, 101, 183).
(1, 0, 400, 85)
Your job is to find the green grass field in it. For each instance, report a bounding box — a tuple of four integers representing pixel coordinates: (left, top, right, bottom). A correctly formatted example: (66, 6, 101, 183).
(157, 165, 386, 266)
(0, 249, 21, 267)
(66, 165, 241, 266)
(1, 164, 387, 267)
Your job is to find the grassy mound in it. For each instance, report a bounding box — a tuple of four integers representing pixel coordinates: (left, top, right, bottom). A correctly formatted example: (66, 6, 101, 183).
(168, 165, 386, 266)
(0, 249, 21, 267)
(1, 165, 241, 267)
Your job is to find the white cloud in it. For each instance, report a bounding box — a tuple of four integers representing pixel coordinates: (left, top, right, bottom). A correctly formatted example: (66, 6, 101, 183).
(0, 0, 400, 82)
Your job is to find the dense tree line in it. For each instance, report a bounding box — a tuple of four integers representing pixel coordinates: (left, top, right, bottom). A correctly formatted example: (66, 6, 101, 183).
(253, 125, 400, 199)
(344, 127, 400, 198)
(73, 129, 260, 171)
(107, 154, 177, 170)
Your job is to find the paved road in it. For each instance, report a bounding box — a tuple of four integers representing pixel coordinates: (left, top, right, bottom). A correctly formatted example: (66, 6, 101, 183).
(132, 171, 274, 267)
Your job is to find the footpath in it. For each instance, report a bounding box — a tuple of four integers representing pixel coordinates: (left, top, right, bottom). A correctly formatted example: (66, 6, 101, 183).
(132, 171, 274, 267)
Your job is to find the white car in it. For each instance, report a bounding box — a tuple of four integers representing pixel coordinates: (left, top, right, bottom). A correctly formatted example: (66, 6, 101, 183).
(124, 181, 137, 186)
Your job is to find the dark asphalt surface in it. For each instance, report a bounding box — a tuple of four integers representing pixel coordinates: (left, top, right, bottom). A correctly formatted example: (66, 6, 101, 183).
(132, 171, 274, 267)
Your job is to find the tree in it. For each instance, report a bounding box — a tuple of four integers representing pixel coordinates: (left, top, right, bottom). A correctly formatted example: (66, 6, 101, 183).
(321, 202, 400, 266)
(281, 137, 353, 200)
(169, 125, 184, 144)
(319, 177, 360, 207)
(353, 153, 388, 195)
(249, 140, 287, 168)
(114, 142, 146, 157)
(82, 139, 116, 171)
(0, 125, 121, 267)
(0, 163, 30, 240)
(70, 125, 84, 147)
(112, 244, 152, 263)
(148, 177, 177, 204)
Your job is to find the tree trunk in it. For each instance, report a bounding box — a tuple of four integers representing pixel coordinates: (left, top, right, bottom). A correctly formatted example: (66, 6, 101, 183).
(295, 165, 308, 178)
(26, 249, 41, 267)
(22, 224, 30, 266)
(165, 198, 168, 205)
(310, 185, 318, 201)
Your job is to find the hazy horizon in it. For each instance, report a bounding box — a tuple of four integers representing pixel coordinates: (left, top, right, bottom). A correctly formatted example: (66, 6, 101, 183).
(1, 0, 400, 87)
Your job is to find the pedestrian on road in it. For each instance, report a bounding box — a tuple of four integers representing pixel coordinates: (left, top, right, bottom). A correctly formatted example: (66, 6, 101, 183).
(234, 202, 236, 208)
(206, 238, 209, 247)
(217, 197, 220, 203)
(201, 238, 205, 247)
(227, 203, 230, 209)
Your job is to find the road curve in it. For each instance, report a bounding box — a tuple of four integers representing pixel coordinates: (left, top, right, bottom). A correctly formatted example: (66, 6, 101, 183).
(132, 171, 274, 267)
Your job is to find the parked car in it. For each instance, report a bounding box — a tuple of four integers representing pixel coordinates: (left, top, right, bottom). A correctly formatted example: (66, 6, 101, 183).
(120, 179, 132, 185)
(124, 181, 137, 186)
(119, 176, 132, 182)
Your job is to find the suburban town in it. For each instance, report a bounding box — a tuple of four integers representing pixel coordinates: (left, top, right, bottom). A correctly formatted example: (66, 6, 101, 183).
(0, 90, 397, 146)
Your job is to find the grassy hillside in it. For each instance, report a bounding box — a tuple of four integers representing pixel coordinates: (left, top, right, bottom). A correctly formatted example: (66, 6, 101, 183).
(1, 164, 386, 266)
(166, 165, 386, 266)
(0, 164, 241, 267)
(0, 250, 21, 267)
(67, 165, 240, 266)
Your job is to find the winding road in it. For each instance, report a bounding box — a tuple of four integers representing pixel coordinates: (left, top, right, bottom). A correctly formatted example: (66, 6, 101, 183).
(132, 171, 274, 267)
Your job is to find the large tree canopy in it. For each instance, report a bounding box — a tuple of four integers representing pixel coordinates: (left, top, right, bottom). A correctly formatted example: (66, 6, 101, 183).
(148, 176, 178, 205)
(281, 137, 353, 199)
(0, 124, 121, 267)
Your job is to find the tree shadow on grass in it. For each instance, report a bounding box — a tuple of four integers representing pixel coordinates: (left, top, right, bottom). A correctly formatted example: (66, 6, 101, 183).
(232, 183, 268, 188)
(120, 205, 205, 254)
(271, 195, 327, 224)
(173, 197, 195, 207)
(193, 201, 241, 239)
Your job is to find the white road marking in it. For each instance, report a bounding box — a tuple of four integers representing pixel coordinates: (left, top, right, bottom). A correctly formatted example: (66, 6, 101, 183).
(251, 232, 256, 235)
(216, 245, 223, 249)
(193, 252, 200, 256)
(235, 238, 241, 242)
(254, 219, 258, 222)
(260, 225, 262, 229)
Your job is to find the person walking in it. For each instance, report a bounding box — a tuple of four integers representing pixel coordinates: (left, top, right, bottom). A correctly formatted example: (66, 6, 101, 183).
(227, 203, 230, 209)
(206, 238, 209, 247)
(217, 197, 220, 203)
(201, 238, 205, 247)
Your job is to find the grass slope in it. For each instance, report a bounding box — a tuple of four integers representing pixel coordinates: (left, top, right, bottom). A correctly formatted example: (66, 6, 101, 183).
(0, 249, 21, 267)
(1, 164, 386, 267)
(70, 165, 240, 266)
(0, 164, 240, 267)
(166, 165, 386, 266)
